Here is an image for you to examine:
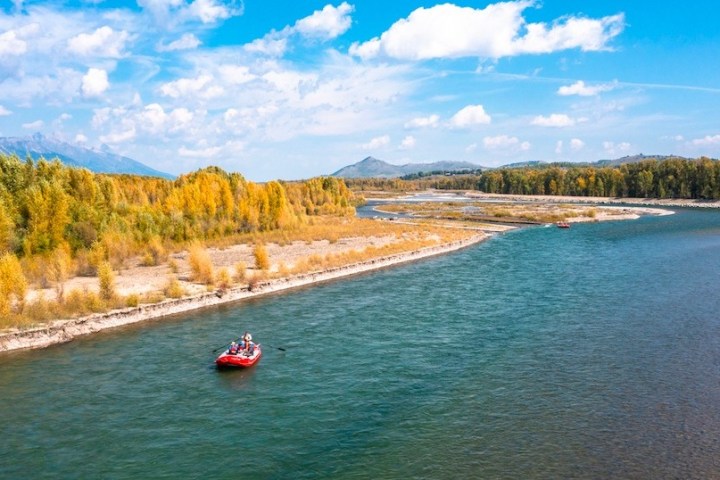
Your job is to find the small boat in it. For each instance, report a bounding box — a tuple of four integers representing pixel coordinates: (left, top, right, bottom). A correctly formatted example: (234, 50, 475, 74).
(215, 344, 262, 368)
(556, 221, 570, 229)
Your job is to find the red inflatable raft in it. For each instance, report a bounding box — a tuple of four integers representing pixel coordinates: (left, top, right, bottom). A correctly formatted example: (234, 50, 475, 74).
(215, 344, 262, 368)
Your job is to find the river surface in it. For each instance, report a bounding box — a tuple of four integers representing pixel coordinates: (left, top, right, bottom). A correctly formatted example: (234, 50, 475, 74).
(2, 208, 720, 479)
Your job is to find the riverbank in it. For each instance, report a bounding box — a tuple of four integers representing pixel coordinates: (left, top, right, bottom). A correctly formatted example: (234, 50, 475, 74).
(0, 233, 487, 352)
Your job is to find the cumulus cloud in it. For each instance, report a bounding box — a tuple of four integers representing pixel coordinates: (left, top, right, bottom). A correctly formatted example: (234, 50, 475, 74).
(294, 2, 354, 40)
(75, 133, 88, 143)
(405, 114, 439, 129)
(399, 135, 416, 150)
(603, 141, 631, 155)
(244, 36, 288, 57)
(691, 134, 720, 146)
(160, 74, 223, 99)
(67, 26, 129, 58)
(556, 138, 586, 154)
(0, 106, 12, 116)
(483, 134, 530, 151)
(138, 103, 194, 134)
(100, 127, 137, 143)
(81, 68, 110, 97)
(350, 1, 624, 61)
(531, 113, 575, 127)
(218, 65, 256, 85)
(157, 33, 201, 52)
(558, 80, 616, 96)
(362, 134, 390, 150)
(0, 30, 28, 57)
(570, 138, 585, 151)
(450, 105, 491, 128)
(139, 0, 241, 26)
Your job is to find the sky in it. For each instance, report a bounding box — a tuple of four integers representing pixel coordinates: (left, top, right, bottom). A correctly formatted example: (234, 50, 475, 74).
(0, 0, 719, 181)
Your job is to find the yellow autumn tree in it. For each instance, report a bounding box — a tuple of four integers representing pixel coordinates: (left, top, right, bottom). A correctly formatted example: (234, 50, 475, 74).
(0, 253, 27, 317)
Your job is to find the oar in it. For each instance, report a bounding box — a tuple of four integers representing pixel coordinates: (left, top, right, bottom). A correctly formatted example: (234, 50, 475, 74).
(264, 344, 287, 352)
(212, 338, 239, 353)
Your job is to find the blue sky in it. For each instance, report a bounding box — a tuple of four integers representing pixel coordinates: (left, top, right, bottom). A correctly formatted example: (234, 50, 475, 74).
(1, 0, 719, 181)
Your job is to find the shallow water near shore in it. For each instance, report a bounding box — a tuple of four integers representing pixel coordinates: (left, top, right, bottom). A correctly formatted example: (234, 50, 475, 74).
(2, 208, 720, 478)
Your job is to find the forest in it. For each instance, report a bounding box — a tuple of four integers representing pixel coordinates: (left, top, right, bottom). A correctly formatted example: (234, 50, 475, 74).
(346, 157, 720, 200)
(0, 154, 355, 319)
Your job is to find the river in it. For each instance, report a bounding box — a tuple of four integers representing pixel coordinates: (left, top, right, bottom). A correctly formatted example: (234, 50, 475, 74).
(1, 207, 719, 479)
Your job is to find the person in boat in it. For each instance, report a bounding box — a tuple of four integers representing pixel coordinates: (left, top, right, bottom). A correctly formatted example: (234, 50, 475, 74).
(242, 332, 252, 352)
(242, 332, 255, 355)
(228, 341, 240, 355)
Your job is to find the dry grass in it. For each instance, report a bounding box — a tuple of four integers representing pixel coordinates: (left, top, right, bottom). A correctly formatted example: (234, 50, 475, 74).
(5, 216, 480, 330)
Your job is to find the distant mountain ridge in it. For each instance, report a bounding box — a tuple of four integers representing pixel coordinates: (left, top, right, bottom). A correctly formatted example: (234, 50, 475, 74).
(332, 156, 482, 178)
(332, 154, 695, 179)
(0, 133, 173, 178)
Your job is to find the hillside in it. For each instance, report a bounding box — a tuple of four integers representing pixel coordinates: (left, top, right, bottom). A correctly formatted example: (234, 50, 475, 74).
(0, 133, 172, 178)
(332, 156, 482, 178)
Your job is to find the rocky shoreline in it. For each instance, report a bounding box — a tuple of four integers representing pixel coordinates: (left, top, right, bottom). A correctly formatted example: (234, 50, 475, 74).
(0, 234, 487, 353)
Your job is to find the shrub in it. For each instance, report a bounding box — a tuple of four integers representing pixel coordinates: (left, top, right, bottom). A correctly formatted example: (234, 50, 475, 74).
(188, 243, 214, 285)
(98, 261, 116, 301)
(216, 268, 232, 290)
(234, 261, 247, 282)
(125, 294, 139, 308)
(253, 243, 270, 271)
(164, 276, 185, 298)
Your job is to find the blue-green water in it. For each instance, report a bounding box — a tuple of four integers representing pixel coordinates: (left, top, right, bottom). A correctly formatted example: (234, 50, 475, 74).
(2, 209, 720, 479)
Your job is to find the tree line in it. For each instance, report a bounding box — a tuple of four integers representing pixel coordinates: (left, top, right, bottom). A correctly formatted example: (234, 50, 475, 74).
(0, 154, 354, 260)
(346, 157, 720, 200)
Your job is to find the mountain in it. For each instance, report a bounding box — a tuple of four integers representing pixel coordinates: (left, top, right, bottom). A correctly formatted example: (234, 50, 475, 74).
(594, 154, 688, 167)
(332, 156, 482, 178)
(0, 133, 173, 178)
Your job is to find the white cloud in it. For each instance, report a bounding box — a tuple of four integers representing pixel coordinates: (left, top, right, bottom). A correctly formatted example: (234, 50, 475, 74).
(531, 113, 575, 127)
(350, 1, 624, 61)
(244, 36, 288, 57)
(570, 138, 585, 151)
(465, 143, 478, 153)
(218, 65, 256, 85)
(157, 33, 201, 52)
(0, 106, 12, 116)
(187, 0, 234, 24)
(179, 144, 222, 157)
(81, 68, 110, 97)
(75, 133, 88, 143)
(450, 105, 491, 128)
(67, 26, 129, 58)
(139, 0, 241, 26)
(22, 120, 44, 130)
(483, 134, 530, 151)
(558, 80, 616, 96)
(294, 2, 354, 40)
(160, 74, 223, 99)
(399, 135, 416, 150)
(691, 134, 720, 146)
(555, 140, 563, 154)
(603, 141, 631, 155)
(0, 30, 28, 57)
(362, 135, 390, 150)
(405, 114, 439, 129)
(137, 103, 194, 134)
(99, 126, 137, 144)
